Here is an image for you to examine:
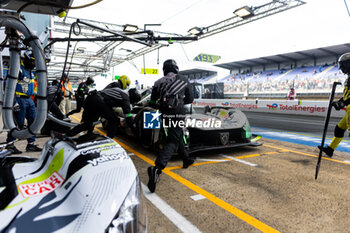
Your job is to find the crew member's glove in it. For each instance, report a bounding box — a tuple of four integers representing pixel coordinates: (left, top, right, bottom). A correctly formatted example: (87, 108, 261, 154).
(13, 103, 20, 112)
(333, 100, 345, 111)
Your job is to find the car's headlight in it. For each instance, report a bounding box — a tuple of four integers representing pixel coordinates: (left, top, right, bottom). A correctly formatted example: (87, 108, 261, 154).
(106, 176, 147, 233)
(244, 121, 251, 139)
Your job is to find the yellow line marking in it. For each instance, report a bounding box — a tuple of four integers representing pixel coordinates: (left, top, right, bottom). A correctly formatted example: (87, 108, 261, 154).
(164, 169, 280, 233)
(70, 115, 81, 123)
(235, 154, 261, 159)
(263, 144, 350, 165)
(94, 128, 156, 166)
(72, 115, 279, 232)
(262, 151, 280, 155)
(166, 158, 232, 170)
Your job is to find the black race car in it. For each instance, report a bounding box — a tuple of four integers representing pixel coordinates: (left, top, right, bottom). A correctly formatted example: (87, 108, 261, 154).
(104, 89, 261, 154)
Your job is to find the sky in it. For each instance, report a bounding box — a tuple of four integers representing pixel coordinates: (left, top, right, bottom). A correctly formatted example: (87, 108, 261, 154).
(66, 0, 350, 89)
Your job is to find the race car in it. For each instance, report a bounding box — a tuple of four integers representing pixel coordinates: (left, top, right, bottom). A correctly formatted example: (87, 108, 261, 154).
(106, 89, 261, 154)
(0, 134, 147, 233)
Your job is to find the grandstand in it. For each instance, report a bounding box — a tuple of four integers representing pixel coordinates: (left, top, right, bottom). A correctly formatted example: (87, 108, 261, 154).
(214, 43, 349, 99)
(179, 67, 218, 84)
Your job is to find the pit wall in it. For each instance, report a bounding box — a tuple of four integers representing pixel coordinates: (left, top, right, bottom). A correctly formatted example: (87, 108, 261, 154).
(192, 99, 345, 118)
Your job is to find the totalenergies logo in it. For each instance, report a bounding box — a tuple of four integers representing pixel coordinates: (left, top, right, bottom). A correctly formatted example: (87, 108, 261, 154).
(222, 102, 229, 107)
(192, 100, 197, 105)
(267, 103, 278, 110)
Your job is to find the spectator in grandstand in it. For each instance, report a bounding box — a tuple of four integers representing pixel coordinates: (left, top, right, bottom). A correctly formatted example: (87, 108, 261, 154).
(319, 52, 350, 157)
(287, 87, 295, 100)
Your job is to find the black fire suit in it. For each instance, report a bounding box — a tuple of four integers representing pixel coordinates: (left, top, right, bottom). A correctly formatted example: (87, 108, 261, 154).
(67, 81, 90, 116)
(47, 83, 64, 119)
(103, 80, 122, 89)
(150, 72, 194, 169)
(67, 87, 134, 138)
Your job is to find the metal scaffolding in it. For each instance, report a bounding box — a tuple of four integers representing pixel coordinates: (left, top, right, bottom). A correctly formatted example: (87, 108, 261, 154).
(186, 0, 306, 42)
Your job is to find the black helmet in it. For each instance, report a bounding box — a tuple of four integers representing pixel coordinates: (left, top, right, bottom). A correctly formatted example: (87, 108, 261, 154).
(163, 59, 179, 75)
(338, 52, 350, 74)
(23, 51, 35, 70)
(52, 80, 58, 86)
(86, 77, 94, 85)
(128, 88, 142, 104)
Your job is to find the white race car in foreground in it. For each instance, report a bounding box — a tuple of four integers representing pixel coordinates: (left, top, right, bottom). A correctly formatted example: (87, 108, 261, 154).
(0, 134, 147, 233)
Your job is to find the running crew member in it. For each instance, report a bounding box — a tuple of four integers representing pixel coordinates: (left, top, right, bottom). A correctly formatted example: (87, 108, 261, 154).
(66, 87, 141, 138)
(319, 52, 350, 157)
(66, 77, 94, 116)
(147, 59, 194, 193)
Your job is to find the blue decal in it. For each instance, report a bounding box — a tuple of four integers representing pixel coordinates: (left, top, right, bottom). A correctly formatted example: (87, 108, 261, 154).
(143, 111, 161, 129)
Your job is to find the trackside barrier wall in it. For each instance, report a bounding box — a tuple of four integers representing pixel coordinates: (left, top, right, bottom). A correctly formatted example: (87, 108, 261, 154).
(192, 99, 345, 118)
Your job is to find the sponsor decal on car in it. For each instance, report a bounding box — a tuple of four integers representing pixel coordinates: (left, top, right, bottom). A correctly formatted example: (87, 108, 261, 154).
(18, 172, 64, 198)
(80, 144, 118, 155)
(87, 153, 129, 166)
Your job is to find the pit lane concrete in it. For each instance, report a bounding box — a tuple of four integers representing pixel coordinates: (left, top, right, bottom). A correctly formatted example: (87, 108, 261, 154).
(5, 113, 350, 233)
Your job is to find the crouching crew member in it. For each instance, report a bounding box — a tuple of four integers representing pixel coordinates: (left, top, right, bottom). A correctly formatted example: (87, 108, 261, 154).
(319, 52, 350, 157)
(47, 80, 65, 120)
(147, 59, 194, 193)
(103, 75, 130, 90)
(66, 87, 141, 138)
(67, 77, 94, 116)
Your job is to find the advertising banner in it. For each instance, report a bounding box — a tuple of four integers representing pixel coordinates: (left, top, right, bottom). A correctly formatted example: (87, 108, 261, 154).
(193, 99, 344, 118)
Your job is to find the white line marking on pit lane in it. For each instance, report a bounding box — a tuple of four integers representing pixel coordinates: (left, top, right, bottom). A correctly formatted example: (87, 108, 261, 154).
(220, 155, 258, 167)
(141, 183, 202, 233)
(195, 157, 229, 162)
(190, 194, 206, 201)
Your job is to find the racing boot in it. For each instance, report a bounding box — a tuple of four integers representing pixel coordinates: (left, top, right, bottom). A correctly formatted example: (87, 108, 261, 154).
(318, 145, 334, 158)
(147, 166, 162, 193)
(26, 143, 42, 152)
(183, 158, 195, 168)
(5, 143, 22, 154)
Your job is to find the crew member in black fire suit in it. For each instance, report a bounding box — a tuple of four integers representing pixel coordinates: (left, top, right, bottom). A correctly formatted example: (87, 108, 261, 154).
(147, 59, 194, 193)
(103, 75, 130, 90)
(66, 77, 94, 116)
(47, 80, 65, 120)
(319, 52, 350, 157)
(66, 87, 141, 138)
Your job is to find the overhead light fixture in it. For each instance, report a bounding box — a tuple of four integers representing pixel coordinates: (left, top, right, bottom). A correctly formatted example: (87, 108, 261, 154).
(77, 47, 86, 53)
(119, 48, 132, 52)
(123, 24, 138, 32)
(233, 6, 254, 18)
(188, 27, 204, 35)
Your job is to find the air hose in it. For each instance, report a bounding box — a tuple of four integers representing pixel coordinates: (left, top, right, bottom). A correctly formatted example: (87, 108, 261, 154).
(0, 14, 47, 139)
